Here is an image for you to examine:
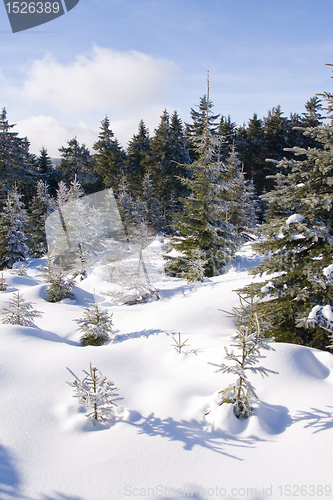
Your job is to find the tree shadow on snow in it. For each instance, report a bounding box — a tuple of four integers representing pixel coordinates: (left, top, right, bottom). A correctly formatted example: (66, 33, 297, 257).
(0, 444, 27, 499)
(293, 406, 333, 433)
(158, 280, 220, 302)
(123, 410, 261, 460)
(13, 326, 79, 346)
(40, 493, 85, 500)
(113, 329, 166, 343)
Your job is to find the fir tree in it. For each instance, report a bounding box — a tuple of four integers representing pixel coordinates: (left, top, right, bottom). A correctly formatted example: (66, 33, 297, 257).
(58, 138, 98, 194)
(209, 287, 276, 419)
(28, 180, 52, 257)
(1, 291, 43, 326)
(0, 187, 30, 270)
(67, 363, 123, 421)
(93, 116, 126, 194)
(34, 147, 59, 196)
(238, 88, 333, 349)
(126, 120, 151, 197)
(0, 272, 7, 291)
(41, 259, 75, 302)
(165, 86, 238, 278)
(0, 108, 32, 205)
(75, 293, 114, 346)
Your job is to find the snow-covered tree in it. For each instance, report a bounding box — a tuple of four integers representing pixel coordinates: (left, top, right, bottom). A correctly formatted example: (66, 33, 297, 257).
(0, 108, 31, 203)
(28, 180, 52, 257)
(0, 187, 30, 270)
(1, 291, 43, 326)
(58, 137, 98, 193)
(0, 272, 7, 291)
(165, 125, 238, 279)
(67, 363, 123, 421)
(41, 259, 75, 302)
(209, 287, 276, 419)
(239, 86, 333, 349)
(75, 293, 114, 346)
(46, 178, 104, 276)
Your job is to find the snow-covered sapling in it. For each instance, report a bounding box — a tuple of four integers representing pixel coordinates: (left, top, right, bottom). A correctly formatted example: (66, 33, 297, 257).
(209, 286, 277, 419)
(74, 293, 114, 346)
(171, 332, 190, 353)
(1, 291, 43, 326)
(0, 272, 7, 291)
(41, 258, 75, 302)
(66, 363, 123, 421)
(13, 263, 28, 276)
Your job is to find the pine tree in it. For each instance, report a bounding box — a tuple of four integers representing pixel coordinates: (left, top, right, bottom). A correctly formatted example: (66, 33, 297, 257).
(93, 116, 126, 194)
(1, 291, 43, 326)
(209, 287, 276, 419)
(238, 87, 333, 349)
(0, 187, 30, 270)
(75, 293, 114, 346)
(67, 363, 123, 421)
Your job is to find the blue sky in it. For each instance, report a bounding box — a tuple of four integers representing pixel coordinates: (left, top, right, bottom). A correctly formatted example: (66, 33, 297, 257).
(0, 0, 333, 156)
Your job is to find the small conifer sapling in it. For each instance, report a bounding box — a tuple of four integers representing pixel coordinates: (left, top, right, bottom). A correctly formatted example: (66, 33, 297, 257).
(75, 293, 114, 346)
(171, 332, 190, 353)
(67, 363, 123, 421)
(1, 291, 43, 326)
(0, 272, 7, 291)
(209, 286, 277, 419)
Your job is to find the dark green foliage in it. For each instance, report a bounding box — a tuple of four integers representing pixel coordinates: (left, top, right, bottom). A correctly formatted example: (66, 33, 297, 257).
(93, 117, 126, 194)
(165, 129, 238, 279)
(0, 108, 33, 206)
(238, 90, 333, 349)
(58, 138, 98, 194)
(126, 120, 151, 197)
(75, 294, 114, 346)
(28, 180, 52, 257)
(0, 187, 30, 270)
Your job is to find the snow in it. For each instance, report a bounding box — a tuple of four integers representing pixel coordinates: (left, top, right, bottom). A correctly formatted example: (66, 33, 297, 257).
(0, 238, 333, 500)
(285, 213, 305, 225)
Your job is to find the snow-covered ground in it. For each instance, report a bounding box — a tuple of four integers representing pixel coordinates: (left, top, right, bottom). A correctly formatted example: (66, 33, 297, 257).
(0, 239, 333, 500)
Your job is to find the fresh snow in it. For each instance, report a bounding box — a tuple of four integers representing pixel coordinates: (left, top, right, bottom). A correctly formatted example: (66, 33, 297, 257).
(285, 213, 305, 225)
(0, 239, 333, 500)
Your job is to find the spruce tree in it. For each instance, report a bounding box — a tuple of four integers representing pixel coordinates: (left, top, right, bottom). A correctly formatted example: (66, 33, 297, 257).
(0, 187, 30, 270)
(67, 363, 123, 421)
(41, 259, 75, 302)
(238, 88, 333, 349)
(28, 180, 52, 257)
(165, 87, 238, 279)
(209, 288, 276, 419)
(1, 291, 43, 326)
(0, 108, 32, 205)
(58, 138, 98, 194)
(93, 117, 126, 194)
(126, 120, 151, 197)
(75, 293, 114, 346)
(35, 147, 59, 196)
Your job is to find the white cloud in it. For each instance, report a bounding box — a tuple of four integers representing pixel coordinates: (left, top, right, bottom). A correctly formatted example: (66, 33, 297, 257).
(16, 116, 99, 157)
(16, 105, 167, 157)
(16, 45, 179, 114)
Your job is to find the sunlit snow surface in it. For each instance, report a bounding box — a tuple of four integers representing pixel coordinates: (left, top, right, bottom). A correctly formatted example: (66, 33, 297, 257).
(0, 239, 333, 500)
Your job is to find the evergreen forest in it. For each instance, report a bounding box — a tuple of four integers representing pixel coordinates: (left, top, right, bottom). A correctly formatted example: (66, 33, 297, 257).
(1, 71, 333, 350)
